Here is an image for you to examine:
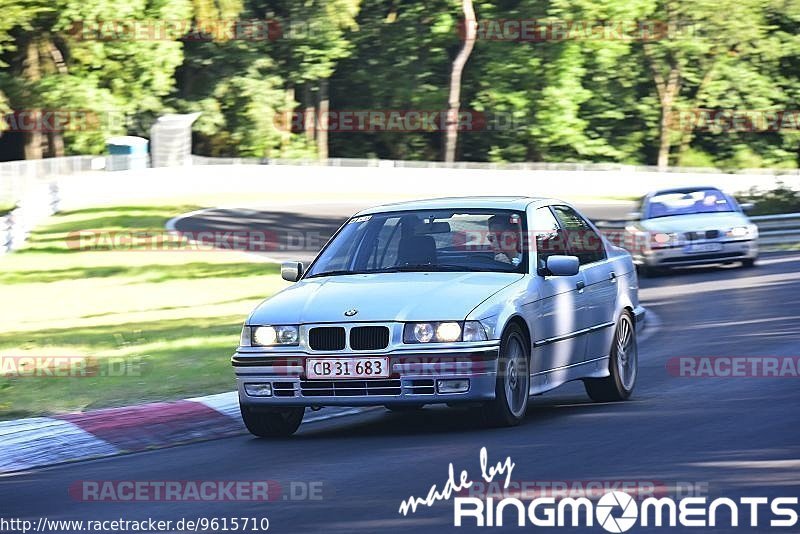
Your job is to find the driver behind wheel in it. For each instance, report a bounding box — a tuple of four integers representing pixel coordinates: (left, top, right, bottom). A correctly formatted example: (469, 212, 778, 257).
(488, 214, 523, 266)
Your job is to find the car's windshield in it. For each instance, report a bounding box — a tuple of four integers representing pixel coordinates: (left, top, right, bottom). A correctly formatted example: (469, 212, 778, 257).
(644, 189, 736, 219)
(305, 209, 527, 277)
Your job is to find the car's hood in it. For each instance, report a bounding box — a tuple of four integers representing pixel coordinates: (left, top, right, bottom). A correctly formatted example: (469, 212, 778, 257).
(248, 272, 524, 324)
(641, 212, 749, 233)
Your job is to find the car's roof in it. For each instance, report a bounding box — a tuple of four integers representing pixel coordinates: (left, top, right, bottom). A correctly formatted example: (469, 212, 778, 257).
(355, 196, 555, 215)
(645, 186, 724, 198)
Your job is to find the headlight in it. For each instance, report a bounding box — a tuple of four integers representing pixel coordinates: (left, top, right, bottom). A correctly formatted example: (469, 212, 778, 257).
(250, 325, 299, 346)
(727, 225, 757, 239)
(403, 321, 487, 343)
(649, 232, 680, 248)
(436, 322, 462, 342)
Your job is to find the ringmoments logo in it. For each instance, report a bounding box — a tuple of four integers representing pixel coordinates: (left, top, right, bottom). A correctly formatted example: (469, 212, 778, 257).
(398, 448, 800, 530)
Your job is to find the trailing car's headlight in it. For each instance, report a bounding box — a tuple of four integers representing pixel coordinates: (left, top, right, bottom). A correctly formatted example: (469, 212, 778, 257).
(403, 321, 487, 343)
(727, 225, 757, 239)
(249, 325, 300, 346)
(649, 232, 680, 248)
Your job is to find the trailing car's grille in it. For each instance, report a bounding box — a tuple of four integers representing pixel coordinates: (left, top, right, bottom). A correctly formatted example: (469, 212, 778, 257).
(659, 252, 744, 264)
(308, 327, 346, 351)
(300, 379, 401, 397)
(350, 326, 390, 350)
(685, 230, 720, 241)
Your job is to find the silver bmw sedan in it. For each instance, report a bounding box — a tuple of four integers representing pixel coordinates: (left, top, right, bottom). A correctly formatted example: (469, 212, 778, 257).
(233, 197, 645, 437)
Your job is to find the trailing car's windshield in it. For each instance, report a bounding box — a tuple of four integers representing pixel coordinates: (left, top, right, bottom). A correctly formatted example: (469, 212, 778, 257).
(305, 209, 527, 277)
(644, 189, 737, 219)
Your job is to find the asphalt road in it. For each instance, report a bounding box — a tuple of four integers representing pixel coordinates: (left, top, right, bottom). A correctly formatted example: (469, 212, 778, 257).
(170, 201, 636, 262)
(3, 209, 799, 533)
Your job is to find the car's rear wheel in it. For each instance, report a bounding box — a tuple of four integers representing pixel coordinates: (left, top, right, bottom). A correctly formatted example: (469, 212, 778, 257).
(240, 405, 304, 437)
(483, 323, 530, 427)
(584, 311, 638, 402)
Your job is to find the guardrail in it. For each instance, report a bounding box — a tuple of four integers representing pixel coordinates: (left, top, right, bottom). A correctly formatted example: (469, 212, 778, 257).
(1, 154, 799, 254)
(191, 155, 800, 176)
(593, 214, 800, 249)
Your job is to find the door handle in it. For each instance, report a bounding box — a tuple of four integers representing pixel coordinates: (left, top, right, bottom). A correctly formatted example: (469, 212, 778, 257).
(609, 271, 617, 283)
(576, 280, 585, 291)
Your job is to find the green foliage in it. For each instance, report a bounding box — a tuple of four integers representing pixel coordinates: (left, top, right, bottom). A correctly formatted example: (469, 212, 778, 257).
(0, 0, 797, 166)
(736, 182, 800, 215)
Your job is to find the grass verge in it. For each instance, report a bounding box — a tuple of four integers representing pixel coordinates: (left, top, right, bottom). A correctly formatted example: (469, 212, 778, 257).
(0, 205, 287, 420)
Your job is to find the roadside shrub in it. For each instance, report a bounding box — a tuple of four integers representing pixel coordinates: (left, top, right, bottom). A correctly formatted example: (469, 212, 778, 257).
(736, 182, 800, 215)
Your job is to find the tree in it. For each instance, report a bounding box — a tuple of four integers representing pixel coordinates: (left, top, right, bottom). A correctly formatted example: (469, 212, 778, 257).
(443, 0, 476, 162)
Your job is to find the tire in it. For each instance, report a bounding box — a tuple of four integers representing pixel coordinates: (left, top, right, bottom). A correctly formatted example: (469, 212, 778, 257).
(482, 323, 530, 427)
(584, 311, 638, 402)
(240, 405, 304, 437)
(742, 258, 757, 268)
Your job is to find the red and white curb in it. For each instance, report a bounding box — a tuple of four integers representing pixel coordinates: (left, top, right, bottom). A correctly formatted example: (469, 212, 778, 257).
(0, 392, 364, 474)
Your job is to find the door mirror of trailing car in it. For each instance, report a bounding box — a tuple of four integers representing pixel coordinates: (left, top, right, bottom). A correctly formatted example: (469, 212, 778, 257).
(627, 211, 642, 221)
(542, 255, 580, 277)
(740, 202, 755, 213)
(281, 261, 304, 282)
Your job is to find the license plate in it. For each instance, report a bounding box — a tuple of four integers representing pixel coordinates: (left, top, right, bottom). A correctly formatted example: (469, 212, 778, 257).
(685, 243, 722, 254)
(306, 357, 390, 379)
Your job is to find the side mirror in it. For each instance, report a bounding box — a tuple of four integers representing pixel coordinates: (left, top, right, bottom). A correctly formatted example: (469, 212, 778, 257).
(740, 202, 755, 213)
(543, 255, 580, 277)
(627, 211, 642, 221)
(281, 261, 304, 282)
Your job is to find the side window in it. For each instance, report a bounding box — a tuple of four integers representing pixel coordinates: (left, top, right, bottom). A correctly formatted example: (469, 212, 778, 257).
(551, 205, 606, 265)
(532, 207, 568, 270)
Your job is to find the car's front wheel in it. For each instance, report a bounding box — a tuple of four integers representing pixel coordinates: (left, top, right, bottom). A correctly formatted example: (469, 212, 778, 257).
(240, 405, 304, 437)
(483, 323, 530, 427)
(584, 311, 638, 402)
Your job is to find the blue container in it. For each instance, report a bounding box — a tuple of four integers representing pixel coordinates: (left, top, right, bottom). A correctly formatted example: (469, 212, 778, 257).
(106, 136, 149, 171)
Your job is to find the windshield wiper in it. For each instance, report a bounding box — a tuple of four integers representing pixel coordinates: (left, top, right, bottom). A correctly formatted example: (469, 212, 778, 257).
(305, 270, 364, 278)
(372, 264, 496, 273)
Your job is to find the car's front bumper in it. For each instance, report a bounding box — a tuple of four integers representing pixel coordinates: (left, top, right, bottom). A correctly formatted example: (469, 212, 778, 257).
(233, 345, 500, 407)
(635, 239, 758, 268)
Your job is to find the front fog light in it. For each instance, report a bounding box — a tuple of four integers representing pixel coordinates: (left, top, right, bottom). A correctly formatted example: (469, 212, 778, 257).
(437, 379, 470, 393)
(436, 322, 462, 342)
(244, 383, 273, 397)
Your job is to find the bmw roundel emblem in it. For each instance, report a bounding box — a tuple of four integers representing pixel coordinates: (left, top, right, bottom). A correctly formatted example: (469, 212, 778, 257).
(344, 309, 358, 317)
